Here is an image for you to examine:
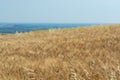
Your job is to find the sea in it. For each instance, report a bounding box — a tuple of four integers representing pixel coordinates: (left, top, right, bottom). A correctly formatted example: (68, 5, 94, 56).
(0, 23, 100, 34)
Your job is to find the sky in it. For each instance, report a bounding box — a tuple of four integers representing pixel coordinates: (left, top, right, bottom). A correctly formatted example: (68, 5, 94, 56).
(0, 0, 120, 23)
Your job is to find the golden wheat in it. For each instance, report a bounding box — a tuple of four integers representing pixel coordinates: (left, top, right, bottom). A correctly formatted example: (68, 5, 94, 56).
(0, 24, 120, 80)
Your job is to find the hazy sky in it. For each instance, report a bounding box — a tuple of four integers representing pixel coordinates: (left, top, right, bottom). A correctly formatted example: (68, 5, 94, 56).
(0, 0, 120, 23)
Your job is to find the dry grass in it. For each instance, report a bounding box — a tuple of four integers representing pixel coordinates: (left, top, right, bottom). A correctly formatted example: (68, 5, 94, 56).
(0, 24, 120, 80)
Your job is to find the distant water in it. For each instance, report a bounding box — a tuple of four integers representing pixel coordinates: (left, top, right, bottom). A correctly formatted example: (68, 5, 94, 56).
(0, 23, 99, 34)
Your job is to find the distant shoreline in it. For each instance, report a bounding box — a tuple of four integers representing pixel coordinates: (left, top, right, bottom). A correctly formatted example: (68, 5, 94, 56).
(0, 24, 119, 35)
(0, 23, 102, 34)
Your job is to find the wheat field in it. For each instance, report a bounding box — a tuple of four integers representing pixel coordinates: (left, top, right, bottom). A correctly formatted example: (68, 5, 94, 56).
(0, 25, 120, 80)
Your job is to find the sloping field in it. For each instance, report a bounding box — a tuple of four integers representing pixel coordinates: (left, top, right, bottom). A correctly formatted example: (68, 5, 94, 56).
(0, 25, 120, 80)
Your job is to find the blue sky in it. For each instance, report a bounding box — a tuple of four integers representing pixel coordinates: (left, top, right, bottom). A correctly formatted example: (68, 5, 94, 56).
(0, 0, 120, 23)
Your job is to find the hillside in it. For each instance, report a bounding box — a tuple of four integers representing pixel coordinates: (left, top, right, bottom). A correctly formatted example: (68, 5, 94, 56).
(0, 25, 120, 80)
